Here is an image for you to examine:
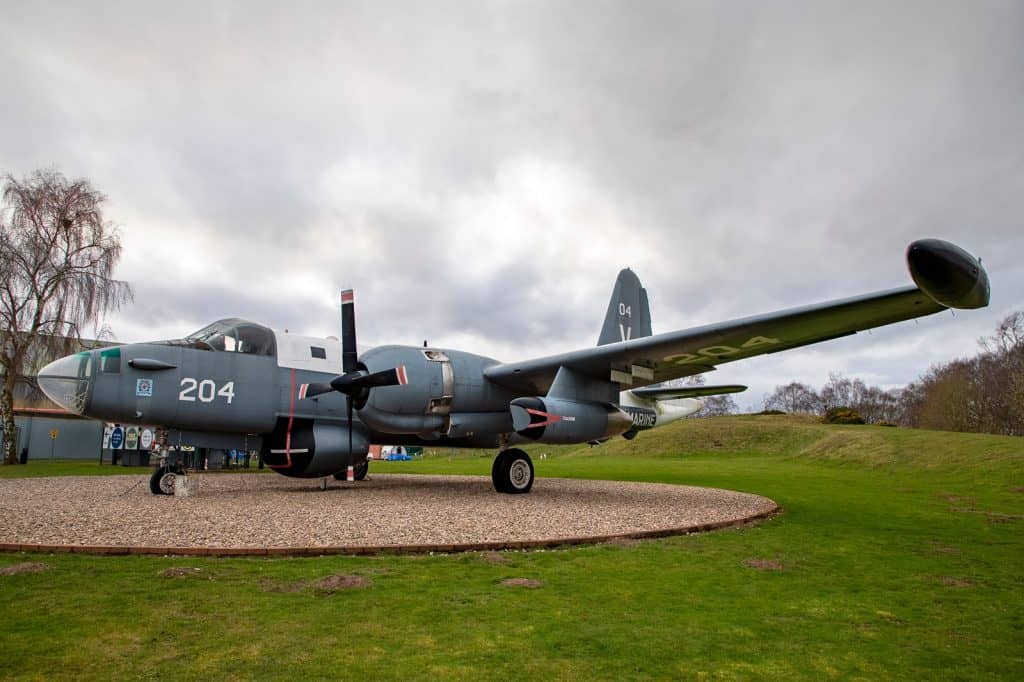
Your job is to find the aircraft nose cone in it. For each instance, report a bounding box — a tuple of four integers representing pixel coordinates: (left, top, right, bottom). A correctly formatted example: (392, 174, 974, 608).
(37, 352, 93, 414)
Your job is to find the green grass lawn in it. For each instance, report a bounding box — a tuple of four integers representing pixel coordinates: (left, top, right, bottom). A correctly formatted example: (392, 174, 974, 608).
(0, 460, 271, 479)
(0, 459, 146, 478)
(1, 416, 1022, 680)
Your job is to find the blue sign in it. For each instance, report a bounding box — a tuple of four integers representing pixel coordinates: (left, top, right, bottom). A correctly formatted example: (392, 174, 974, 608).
(110, 427, 124, 450)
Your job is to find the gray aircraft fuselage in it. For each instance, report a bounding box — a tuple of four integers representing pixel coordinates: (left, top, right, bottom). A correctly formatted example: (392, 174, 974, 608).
(69, 333, 524, 477)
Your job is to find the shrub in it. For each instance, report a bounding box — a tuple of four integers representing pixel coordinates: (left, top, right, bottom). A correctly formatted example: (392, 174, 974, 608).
(758, 409, 787, 416)
(823, 407, 865, 424)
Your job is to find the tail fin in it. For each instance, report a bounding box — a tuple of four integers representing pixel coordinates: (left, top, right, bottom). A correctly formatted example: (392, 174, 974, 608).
(598, 268, 652, 345)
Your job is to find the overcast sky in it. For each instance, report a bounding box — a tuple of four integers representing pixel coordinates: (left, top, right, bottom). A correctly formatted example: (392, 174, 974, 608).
(2, 1, 1021, 408)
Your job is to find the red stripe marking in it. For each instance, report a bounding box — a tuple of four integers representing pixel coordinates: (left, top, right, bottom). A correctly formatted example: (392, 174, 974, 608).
(269, 368, 298, 469)
(524, 407, 563, 428)
(341, 290, 354, 304)
(397, 366, 408, 385)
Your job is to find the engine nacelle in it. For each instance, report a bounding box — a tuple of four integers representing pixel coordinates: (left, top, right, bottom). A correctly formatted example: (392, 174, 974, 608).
(355, 345, 517, 436)
(510, 397, 633, 444)
(260, 418, 368, 478)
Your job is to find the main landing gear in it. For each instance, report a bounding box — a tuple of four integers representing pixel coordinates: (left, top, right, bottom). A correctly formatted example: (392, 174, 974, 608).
(491, 448, 534, 494)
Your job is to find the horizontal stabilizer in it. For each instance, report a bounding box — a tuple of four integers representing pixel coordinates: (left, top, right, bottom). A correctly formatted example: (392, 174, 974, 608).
(631, 384, 747, 400)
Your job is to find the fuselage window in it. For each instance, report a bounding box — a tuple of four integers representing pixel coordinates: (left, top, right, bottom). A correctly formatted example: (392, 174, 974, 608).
(310, 346, 327, 359)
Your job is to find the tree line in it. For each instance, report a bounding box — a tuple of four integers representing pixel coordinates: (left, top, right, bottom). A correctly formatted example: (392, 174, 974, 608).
(762, 312, 1023, 436)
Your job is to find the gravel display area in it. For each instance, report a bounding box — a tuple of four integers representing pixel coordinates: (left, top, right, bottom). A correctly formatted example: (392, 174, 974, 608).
(0, 474, 777, 555)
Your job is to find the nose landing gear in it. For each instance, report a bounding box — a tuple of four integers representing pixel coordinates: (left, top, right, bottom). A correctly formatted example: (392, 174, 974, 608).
(150, 464, 185, 495)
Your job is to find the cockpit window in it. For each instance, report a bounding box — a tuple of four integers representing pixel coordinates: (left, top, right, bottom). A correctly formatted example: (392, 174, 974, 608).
(157, 319, 276, 356)
(100, 347, 121, 373)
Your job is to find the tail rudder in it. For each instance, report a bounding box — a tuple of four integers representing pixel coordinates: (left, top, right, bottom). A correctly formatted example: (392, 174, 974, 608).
(598, 268, 652, 345)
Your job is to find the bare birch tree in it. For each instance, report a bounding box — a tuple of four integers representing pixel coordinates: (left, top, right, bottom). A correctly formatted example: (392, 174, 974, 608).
(0, 170, 132, 464)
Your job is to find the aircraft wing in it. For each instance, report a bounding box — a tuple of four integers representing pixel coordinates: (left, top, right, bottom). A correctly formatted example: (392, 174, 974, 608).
(483, 240, 990, 396)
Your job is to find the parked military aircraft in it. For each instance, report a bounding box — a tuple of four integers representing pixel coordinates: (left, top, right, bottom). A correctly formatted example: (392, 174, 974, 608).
(37, 239, 989, 495)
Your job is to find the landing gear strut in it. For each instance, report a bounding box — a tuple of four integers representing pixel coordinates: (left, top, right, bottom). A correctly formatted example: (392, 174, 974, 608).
(333, 460, 369, 481)
(491, 448, 534, 494)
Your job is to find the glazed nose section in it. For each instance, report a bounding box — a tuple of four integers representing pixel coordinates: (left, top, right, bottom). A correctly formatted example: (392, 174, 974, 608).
(37, 352, 93, 414)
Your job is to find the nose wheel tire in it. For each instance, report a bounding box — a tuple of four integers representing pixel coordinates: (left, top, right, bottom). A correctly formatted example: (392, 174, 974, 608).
(150, 465, 184, 495)
(492, 449, 534, 494)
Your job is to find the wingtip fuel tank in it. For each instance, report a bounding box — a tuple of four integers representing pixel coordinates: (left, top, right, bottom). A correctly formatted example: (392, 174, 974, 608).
(907, 239, 990, 310)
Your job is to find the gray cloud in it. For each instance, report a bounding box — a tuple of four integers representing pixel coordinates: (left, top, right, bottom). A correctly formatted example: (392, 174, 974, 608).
(1, 1, 1021, 407)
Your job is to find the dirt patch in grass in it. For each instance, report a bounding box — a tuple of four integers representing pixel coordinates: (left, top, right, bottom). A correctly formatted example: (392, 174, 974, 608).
(606, 537, 641, 548)
(0, 562, 50, 576)
(478, 551, 510, 565)
(948, 506, 1024, 523)
(362, 566, 396, 575)
(936, 576, 974, 588)
(261, 574, 372, 594)
(744, 558, 784, 571)
(939, 493, 976, 504)
(259, 578, 306, 593)
(500, 578, 543, 588)
(313, 574, 371, 593)
(876, 610, 904, 624)
(159, 567, 202, 578)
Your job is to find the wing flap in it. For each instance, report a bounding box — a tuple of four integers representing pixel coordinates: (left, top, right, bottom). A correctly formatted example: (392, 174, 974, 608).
(631, 384, 748, 400)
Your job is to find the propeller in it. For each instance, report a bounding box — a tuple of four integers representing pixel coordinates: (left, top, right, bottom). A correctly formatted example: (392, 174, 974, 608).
(301, 365, 408, 400)
(299, 290, 409, 463)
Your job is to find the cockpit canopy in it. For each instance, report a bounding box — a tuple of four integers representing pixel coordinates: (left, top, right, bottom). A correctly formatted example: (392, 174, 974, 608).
(161, 318, 276, 356)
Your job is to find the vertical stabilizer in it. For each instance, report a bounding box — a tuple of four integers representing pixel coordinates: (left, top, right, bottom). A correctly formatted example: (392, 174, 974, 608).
(598, 268, 652, 345)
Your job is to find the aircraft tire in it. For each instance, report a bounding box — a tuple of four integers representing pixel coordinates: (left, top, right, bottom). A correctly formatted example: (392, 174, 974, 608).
(149, 466, 182, 495)
(492, 449, 534, 494)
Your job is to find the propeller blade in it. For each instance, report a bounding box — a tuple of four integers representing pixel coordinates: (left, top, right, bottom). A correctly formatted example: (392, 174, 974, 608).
(340, 289, 357, 374)
(357, 366, 409, 389)
(298, 382, 335, 399)
(330, 366, 408, 393)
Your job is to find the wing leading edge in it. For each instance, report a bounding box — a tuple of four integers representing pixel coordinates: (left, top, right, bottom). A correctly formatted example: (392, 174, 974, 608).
(483, 239, 990, 396)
